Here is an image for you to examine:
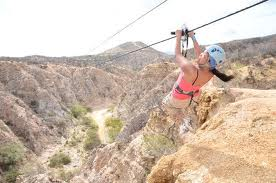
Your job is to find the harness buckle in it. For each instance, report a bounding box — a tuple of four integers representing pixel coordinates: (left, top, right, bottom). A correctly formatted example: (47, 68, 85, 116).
(175, 85, 198, 97)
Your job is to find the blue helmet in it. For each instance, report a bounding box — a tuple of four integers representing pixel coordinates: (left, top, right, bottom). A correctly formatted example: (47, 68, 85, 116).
(205, 45, 226, 69)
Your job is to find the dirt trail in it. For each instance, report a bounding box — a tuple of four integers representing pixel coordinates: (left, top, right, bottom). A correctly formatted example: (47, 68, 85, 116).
(37, 127, 82, 170)
(33, 108, 112, 178)
(87, 108, 112, 144)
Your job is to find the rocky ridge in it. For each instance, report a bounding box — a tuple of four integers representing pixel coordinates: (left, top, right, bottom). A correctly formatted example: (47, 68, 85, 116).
(0, 42, 171, 71)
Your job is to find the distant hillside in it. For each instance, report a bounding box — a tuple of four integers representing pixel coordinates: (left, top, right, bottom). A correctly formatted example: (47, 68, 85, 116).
(1, 34, 275, 71)
(0, 41, 171, 71)
(186, 34, 276, 61)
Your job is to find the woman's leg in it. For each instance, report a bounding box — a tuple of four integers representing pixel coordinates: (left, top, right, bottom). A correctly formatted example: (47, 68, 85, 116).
(180, 96, 199, 132)
(162, 92, 189, 126)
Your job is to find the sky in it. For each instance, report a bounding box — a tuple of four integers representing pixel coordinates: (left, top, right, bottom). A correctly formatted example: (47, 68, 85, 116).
(0, 0, 275, 57)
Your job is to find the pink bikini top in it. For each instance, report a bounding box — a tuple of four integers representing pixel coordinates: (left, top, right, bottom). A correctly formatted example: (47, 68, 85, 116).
(172, 69, 201, 100)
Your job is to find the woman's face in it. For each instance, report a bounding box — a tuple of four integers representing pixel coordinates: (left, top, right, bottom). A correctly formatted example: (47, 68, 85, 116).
(198, 51, 209, 65)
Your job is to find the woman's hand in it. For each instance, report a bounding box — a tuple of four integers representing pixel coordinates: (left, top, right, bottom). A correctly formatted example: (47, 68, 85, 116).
(175, 30, 183, 38)
(188, 31, 195, 37)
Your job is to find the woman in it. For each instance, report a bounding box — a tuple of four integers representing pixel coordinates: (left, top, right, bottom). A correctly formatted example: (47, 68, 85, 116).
(162, 29, 234, 135)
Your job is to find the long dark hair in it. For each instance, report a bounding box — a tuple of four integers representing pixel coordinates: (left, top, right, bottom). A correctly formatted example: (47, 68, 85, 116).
(210, 68, 234, 82)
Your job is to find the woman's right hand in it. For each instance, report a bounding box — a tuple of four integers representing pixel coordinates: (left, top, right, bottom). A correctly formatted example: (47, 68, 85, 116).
(188, 31, 195, 37)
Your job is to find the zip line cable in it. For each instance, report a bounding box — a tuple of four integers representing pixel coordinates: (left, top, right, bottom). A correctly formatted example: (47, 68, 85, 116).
(189, 0, 269, 32)
(105, 36, 176, 62)
(106, 0, 269, 62)
(90, 0, 168, 53)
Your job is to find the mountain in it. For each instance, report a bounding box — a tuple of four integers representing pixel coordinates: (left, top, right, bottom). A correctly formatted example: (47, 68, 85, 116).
(1, 34, 276, 71)
(0, 34, 276, 183)
(0, 41, 172, 71)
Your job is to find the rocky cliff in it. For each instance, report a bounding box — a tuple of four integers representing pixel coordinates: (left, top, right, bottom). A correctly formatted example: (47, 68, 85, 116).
(68, 87, 276, 183)
(115, 56, 276, 143)
(0, 34, 276, 183)
(0, 61, 125, 154)
(116, 62, 178, 142)
(147, 88, 276, 183)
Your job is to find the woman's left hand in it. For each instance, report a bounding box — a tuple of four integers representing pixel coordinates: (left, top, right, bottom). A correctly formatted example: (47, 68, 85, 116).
(188, 31, 195, 37)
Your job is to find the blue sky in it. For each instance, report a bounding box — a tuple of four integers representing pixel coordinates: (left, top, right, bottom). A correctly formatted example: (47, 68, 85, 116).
(0, 0, 275, 57)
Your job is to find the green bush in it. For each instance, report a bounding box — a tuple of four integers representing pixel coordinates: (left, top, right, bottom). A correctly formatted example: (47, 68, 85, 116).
(83, 128, 101, 150)
(81, 116, 98, 129)
(142, 134, 176, 157)
(0, 143, 23, 183)
(67, 132, 81, 147)
(49, 153, 71, 168)
(81, 116, 101, 150)
(105, 117, 123, 143)
(85, 106, 92, 113)
(3, 169, 20, 183)
(70, 104, 89, 118)
(0, 143, 24, 171)
(58, 168, 77, 182)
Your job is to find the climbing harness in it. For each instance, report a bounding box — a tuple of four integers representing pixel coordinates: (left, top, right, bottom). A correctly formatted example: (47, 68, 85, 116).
(175, 69, 199, 106)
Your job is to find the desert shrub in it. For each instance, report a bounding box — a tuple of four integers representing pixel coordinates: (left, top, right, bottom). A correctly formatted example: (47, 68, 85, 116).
(49, 153, 71, 168)
(85, 106, 92, 112)
(82, 116, 101, 150)
(142, 134, 176, 157)
(0, 143, 24, 171)
(105, 117, 123, 143)
(58, 168, 79, 182)
(81, 116, 97, 128)
(70, 104, 88, 118)
(0, 143, 24, 183)
(3, 169, 21, 183)
(83, 128, 101, 150)
(67, 132, 81, 147)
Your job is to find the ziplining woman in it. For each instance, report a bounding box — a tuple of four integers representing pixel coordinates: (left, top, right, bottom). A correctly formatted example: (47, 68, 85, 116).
(162, 29, 234, 136)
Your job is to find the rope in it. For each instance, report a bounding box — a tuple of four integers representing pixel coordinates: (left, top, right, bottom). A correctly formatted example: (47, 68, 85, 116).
(106, 0, 269, 62)
(90, 0, 168, 53)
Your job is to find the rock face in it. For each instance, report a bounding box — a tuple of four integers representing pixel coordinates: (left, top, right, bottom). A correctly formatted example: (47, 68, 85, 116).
(116, 62, 178, 142)
(0, 119, 19, 145)
(115, 56, 276, 142)
(20, 174, 66, 183)
(70, 105, 178, 183)
(68, 87, 276, 183)
(0, 61, 125, 153)
(147, 88, 276, 183)
(214, 56, 276, 89)
(0, 91, 52, 153)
